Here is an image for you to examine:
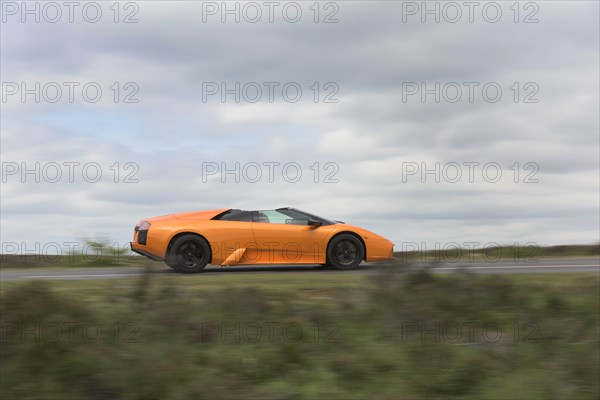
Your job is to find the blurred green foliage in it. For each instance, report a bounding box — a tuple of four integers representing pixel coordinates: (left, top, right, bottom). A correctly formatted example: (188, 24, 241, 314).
(0, 237, 154, 269)
(2, 243, 598, 270)
(396, 243, 600, 262)
(1, 266, 598, 399)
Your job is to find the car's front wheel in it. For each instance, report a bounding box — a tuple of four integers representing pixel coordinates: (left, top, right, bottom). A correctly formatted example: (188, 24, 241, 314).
(167, 234, 211, 273)
(327, 234, 364, 270)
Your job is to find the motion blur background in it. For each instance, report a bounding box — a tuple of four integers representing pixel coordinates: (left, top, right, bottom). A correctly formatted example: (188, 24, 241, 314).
(1, 2, 599, 400)
(2, 1, 598, 248)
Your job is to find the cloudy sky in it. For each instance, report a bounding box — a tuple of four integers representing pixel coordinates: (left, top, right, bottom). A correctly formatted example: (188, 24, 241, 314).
(1, 0, 598, 254)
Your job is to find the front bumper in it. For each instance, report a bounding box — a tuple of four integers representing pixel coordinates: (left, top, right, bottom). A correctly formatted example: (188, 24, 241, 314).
(365, 239, 395, 262)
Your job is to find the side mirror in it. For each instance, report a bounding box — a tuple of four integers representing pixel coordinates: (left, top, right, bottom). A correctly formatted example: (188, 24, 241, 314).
(307, 219, 322, 227)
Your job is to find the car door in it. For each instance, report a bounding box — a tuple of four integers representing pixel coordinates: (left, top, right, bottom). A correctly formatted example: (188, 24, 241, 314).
(206, 210, 256, 265)
(250, 209, 334, 264)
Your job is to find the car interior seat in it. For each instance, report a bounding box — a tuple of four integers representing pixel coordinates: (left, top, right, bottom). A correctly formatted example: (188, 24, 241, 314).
(256, 212, 270, 223)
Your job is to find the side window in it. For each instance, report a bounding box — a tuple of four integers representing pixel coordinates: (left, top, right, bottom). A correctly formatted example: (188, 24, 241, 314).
(253, 210, 310, 225)
(218, 210, 253, 222)
(280, 209, 310, 225)
(254, 211, 271, 223)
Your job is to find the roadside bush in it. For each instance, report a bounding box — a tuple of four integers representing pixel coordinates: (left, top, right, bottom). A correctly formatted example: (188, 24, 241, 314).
(1, 266, 598, 400)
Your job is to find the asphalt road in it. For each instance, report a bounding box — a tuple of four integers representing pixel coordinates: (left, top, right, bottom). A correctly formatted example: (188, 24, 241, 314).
(0, 258, 598, 281)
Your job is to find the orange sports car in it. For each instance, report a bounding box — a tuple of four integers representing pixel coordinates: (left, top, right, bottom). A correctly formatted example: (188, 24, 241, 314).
(130, 207, 394, 273)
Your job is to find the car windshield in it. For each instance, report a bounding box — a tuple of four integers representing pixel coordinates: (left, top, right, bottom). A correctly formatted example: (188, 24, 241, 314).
(214, 207, 338, 225)
(274, 207, 336, 225)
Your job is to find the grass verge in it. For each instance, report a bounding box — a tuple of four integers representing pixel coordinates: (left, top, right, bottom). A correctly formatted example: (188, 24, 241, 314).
(1, 244, 598, 270)
(1, 267, 598, 399)
(396, 243, 600, 262)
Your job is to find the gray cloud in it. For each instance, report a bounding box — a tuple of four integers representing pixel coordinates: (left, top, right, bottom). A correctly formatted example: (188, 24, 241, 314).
(1, 1, 598, 248)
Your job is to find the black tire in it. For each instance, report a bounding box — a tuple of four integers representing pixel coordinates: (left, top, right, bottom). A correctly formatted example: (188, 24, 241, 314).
(164, 259, 179, 271)
(326, 234, 364, 270)
(166, 234, 211, 273)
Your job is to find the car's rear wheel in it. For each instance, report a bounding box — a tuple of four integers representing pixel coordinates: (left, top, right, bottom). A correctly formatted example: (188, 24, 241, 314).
(327, 234, 364, 270)
(167, 234, 211, 273)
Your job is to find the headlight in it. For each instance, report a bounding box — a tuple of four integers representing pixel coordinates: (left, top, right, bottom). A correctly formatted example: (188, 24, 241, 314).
(134, 220, 151, 231)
